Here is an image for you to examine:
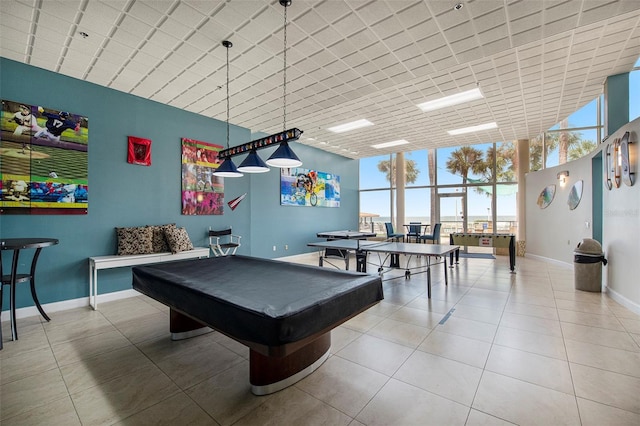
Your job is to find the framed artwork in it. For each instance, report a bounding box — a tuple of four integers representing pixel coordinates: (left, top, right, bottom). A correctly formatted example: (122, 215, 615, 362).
(280, 168, 340, 207)
(537, 184, 555, 209)
(0, 99, 88, 214)
(127, 136, 151, 166)
(181, 137, 224, 215)
(568, 180, 583, 210)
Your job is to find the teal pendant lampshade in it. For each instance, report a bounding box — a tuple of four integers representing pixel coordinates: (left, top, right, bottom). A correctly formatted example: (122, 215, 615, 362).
(238, 149, 270, 173)
(214, 157, 243, 177)
(266, 142, 302, 168)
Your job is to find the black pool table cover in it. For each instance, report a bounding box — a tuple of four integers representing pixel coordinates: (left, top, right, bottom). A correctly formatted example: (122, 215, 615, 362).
(132, 255, 384, 348)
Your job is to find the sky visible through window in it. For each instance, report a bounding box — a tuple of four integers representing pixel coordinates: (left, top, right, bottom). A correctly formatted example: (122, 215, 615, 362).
(360, 57, 640, 221)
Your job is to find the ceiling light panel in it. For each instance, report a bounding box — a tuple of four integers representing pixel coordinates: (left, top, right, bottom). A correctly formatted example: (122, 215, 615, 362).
(417, 87, 484, 112)
(327, 119, 374, 133)
(371, 139, 410, 149)
(447, 122, 498, 135)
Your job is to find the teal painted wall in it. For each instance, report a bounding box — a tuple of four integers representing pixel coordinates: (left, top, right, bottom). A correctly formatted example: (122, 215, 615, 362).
(246, 141, 360, 259)
(604, 73, 629, 136)
(1, 58, 359, 310)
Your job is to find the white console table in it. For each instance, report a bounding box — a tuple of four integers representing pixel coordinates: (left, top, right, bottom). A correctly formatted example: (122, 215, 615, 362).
(89, 247, 210, 309)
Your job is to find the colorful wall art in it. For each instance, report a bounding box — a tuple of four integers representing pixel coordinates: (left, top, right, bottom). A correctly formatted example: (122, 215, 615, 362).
(127, 136, 151, 166)
(181, 138, 224, 215)
(537, 184, 556, 209)
(280, 168, 340, 207)
(0, 99, 88, 214)
(568, 180, 583, 210)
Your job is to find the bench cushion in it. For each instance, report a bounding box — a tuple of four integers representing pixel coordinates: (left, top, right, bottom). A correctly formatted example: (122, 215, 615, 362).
(116, 226, 153, 255)
(147, 223, 176, 253)
(164, 227, 194, 254)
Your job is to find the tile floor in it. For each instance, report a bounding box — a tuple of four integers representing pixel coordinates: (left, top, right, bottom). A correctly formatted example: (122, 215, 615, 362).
(1, 253, 640, 425)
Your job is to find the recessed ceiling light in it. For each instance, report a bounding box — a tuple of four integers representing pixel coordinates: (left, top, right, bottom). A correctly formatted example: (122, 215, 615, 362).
(447, 122, 498, 135)
(371, 139, 410, 149)
(327, 119, 373, 133)
(417, 87, 483, 112)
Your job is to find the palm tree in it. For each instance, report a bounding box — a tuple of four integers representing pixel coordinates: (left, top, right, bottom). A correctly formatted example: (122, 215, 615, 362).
(569, 140, 597, 161)
(445, 146, 486, 184)
(377, 155, 419, 185)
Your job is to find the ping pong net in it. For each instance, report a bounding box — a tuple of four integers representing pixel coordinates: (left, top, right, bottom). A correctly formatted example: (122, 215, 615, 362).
(355, 239, 395, 251)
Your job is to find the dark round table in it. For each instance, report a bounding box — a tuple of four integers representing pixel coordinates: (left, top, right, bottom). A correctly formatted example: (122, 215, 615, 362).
(1, 238, 58, 349)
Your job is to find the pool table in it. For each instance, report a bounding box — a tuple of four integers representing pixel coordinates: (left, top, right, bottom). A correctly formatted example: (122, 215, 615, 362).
(132, 255, 383, 395)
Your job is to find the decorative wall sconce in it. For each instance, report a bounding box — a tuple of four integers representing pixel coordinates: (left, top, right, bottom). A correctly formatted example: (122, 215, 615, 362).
(620, 131, 635, 187)
(604, 143, 613, 190)
(612, 137, 622, 188)
(557, 170, 569, 186)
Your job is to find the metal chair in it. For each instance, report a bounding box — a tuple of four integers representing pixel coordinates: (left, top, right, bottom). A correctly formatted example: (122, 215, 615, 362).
(419, 223, 442, 245)
(209, 227, 241, 256)
(384, 222, 405, 242)
(405, 222, 422, 243)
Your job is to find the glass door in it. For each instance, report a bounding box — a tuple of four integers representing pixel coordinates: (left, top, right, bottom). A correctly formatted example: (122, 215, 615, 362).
(438, 191, 467, 243)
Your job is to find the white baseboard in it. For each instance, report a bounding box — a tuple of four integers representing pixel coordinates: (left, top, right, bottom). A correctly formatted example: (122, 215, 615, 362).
(605, 286, 640, 315)
(524, 253, 573, 269)
(276, 252, 317, 262)
(1, 289, 139, 322)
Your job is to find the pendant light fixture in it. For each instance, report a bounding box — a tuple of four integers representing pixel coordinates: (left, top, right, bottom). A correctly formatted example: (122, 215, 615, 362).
(266, 0, 303, 168)
(238, 147, 270, 173)
(213, 40, 243, 177)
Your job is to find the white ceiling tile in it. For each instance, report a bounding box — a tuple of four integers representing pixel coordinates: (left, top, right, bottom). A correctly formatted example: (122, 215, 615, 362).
(159, 17, 193, 40)
(355, 1, 393, 26)
(311, 25, 344, 47)
(371, 15, 403, 40)
(395, 2, 432, 28)
(127, 1, 164, 26)
(5, 0, 640, 158)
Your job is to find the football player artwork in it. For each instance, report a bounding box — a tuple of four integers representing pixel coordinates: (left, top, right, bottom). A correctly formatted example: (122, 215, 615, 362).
(0, 99, 88, 214)
(181, 137, 224, 215)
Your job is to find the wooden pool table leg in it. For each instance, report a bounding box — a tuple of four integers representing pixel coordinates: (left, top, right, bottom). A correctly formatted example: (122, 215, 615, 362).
(249, 332, 331, 396)
(170, 309, 212, 340)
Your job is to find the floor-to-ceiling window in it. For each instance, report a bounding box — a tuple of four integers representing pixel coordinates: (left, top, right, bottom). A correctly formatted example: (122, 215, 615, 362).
(359, 142, 518, 239)
(531, 97, 603, 171)
(630, 57, 640, 121)
(359, 60, 638, 239)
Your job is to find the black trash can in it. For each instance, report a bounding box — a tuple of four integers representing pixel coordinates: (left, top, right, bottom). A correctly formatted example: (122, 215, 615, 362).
(574, 239, 607, 292)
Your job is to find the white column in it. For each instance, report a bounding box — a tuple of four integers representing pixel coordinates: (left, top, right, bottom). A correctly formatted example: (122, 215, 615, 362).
(516, 139, 529, 254)
(396, 152, 406, 233)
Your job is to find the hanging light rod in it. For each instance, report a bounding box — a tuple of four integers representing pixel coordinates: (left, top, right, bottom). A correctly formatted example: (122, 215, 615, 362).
(218, 128, 303, 160)
(213, 39, 243, 177)
(216, 0, 303, 170)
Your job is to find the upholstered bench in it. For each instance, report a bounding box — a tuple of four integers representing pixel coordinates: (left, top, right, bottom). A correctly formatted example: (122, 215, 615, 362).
(88, 247, 209, 309)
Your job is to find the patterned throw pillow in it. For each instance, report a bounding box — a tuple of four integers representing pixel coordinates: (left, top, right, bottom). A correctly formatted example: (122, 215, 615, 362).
(147, 223, 176, 253)
(116, 226, 154, 255)
(164, 227, 194, 254)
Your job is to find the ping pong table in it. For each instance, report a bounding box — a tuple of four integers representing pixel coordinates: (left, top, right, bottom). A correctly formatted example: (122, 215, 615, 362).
(315, 230, 377, 264)
(307, 239, 460, 298)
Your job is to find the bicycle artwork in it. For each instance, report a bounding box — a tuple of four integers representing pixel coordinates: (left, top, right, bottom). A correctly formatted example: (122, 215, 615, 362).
(280, 168, 340, 207)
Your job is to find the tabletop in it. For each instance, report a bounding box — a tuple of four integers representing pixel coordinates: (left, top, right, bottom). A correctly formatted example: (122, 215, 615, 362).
(0, 238, 59, 250)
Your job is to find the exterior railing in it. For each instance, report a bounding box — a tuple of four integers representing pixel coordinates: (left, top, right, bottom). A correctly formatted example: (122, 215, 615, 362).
(359, 219, 518, 239)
